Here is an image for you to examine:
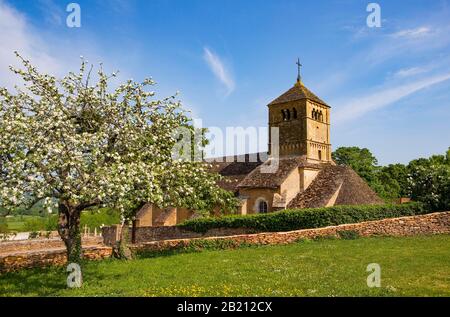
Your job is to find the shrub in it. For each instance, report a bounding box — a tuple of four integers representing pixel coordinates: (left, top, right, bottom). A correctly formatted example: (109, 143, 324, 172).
(178, 203, 428, 233)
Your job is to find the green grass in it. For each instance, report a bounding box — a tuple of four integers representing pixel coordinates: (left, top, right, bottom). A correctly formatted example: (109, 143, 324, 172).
(1, 235, 449, 297)
(4, 215, 40, 232)
(1, 208, 120, 233)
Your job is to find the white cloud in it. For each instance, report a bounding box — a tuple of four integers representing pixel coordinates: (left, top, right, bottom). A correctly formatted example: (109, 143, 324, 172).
(0, 0, 64, 88)
(37, 0, 64, 26)
(334, 72, 450, 124)
(0, 0, 131, 91)
(203, 47, 235, 96)
(393, 66, 429, 79)
(390, 27, 433, 39)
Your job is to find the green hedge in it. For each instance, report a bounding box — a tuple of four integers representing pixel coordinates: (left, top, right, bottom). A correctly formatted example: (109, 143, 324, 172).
(178, 203, 429, 233)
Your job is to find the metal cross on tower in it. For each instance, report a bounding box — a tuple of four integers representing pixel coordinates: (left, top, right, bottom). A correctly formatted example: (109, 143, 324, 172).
(296, 58, 302, 83)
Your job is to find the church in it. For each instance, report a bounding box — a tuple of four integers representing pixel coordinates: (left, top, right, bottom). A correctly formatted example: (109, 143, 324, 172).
(134, 66, 383, 227)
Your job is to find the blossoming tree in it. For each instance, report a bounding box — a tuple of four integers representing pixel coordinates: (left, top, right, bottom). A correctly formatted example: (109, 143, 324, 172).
(0, 53, 237, 263)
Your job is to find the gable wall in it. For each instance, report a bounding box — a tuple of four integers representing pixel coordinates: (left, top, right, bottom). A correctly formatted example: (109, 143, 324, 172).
(239, 188, 279, 214)
(279, 168, 301, 205)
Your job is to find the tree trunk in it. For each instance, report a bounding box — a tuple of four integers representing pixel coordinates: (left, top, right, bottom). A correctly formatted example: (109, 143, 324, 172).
(58, 203, 82, 264)
(117, 220, 132, 259)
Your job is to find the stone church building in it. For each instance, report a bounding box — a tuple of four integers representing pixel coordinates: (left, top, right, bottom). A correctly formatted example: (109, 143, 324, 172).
(135, 76, 383, 227)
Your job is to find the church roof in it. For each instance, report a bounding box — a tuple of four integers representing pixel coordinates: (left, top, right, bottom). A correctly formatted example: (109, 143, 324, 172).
(268, 81, 329, 107)
(287, 165, 384, 209)
(238, 156, 321, 189)
(205, 153, 265, 193)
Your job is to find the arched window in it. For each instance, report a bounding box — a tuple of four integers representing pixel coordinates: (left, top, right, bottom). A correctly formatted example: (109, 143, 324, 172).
(312, 109, 316, 120)
(319, 111, 323, 122)
(292, 108, 297, 119)
(281, 110, 286, 121)
(258, 200, 268, 213)
(286, 109, 291, 120)
(318, 150, 322, 160)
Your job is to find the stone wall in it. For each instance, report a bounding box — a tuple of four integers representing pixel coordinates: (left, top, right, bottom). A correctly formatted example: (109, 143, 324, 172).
(135, 226, 253, 244)
(0, 236, 110, 272)
(131, 212, 450, 254)
(0, 246, 112, 272)
(101, 225, 121, 246)
(0, 236, 103, 254)
(101, 224, 255, 246)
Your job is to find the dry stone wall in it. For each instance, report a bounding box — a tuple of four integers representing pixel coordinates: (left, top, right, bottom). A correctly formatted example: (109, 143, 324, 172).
(131, 212, 450, 254)
(0, 236, 110, 272)
(0, 246, 112, 272)
(102, 225, 255, 246)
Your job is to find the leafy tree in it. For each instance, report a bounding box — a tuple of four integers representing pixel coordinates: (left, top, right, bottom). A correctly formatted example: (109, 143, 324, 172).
(332, 147, 450, 206)
(0, 53, 238, 265)
(407, 148, 450, 210)
(376, 164, 409, 199)
(332, 146, 378, 184)
(333, 147, 409, 200)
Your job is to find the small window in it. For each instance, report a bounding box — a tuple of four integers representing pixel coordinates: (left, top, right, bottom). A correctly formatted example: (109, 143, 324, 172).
(318, 150, 322, 160)
(258, 200, 268, 213)
(281, 110, 286, 121)
(292, 108, 298, 119)
(286, 109, 291, 120)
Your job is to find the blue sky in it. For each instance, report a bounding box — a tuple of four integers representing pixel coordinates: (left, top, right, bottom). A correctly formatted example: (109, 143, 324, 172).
(1, 0, 450, 165)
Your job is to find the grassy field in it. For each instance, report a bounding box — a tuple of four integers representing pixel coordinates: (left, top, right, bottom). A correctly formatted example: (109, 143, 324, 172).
(4, 215, 40, 232)
(1, 235, 449, 297)
(1, 208, 120, 233)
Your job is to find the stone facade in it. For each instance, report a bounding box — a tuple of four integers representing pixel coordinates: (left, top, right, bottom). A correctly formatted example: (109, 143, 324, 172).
(268, 88, 331, 162)
(130, 212, 450, 254)
(134, 78, 383, 225)
(134, 203, 192, 227)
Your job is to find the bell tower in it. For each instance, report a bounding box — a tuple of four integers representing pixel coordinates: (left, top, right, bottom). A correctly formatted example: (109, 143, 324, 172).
(267, 61, 331, 162)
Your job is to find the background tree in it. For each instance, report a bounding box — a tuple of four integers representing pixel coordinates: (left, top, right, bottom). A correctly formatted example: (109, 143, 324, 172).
(407, 148, 450, 210)
(332, 146, 379, 185)
(0, 53, 238, 264)
(375, 164, 409, 199)
(333, 146, 450, 207)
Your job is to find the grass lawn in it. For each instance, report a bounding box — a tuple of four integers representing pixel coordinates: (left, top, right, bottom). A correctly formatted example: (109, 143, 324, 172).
(4, 215, 39, 232)
(1, 234, 449, 297)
